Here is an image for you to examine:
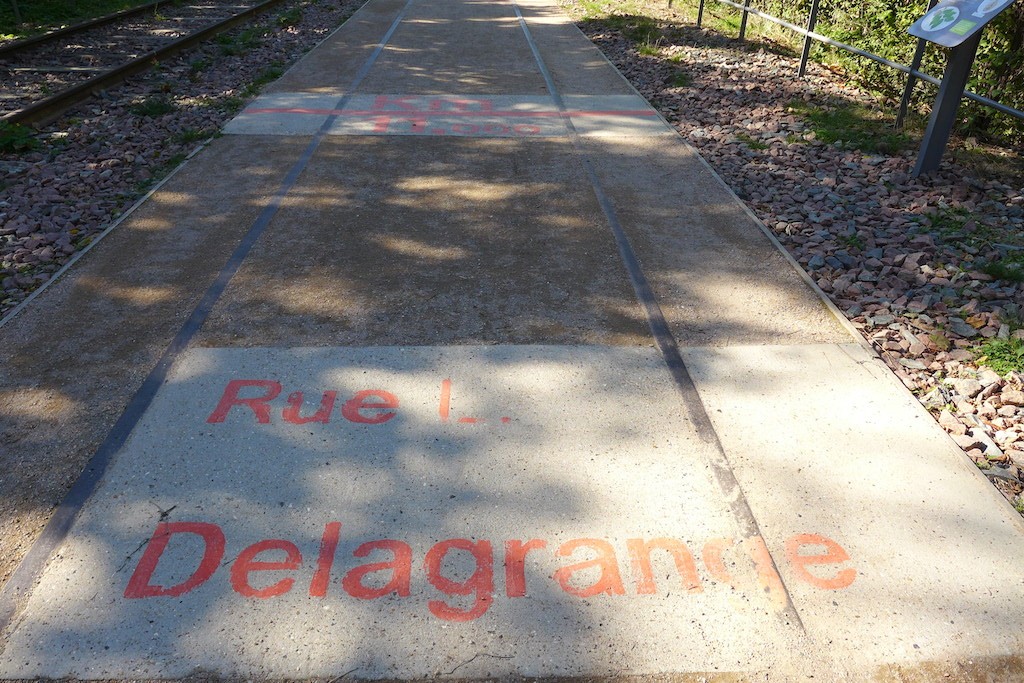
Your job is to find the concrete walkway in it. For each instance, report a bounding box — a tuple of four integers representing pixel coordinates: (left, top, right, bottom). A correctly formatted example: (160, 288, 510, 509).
(0, 0, 1023, 679)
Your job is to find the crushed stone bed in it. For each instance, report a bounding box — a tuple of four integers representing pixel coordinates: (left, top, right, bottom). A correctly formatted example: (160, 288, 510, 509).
(567, 9, 1024, 513)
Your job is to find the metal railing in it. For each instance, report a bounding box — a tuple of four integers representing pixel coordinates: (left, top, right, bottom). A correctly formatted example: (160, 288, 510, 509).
(694, 0, 1024, 128)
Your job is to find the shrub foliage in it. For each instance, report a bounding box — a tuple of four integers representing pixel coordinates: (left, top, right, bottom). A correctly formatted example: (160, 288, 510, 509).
(748, 0, 1023, 144)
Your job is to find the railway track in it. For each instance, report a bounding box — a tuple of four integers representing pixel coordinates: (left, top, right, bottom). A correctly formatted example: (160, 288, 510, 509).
(0, 0, 291, 126)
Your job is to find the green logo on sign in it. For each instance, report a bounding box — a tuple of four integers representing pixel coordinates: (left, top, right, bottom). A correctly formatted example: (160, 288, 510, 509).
(949, 19, 977, 35)
(926, 6, 959, 30)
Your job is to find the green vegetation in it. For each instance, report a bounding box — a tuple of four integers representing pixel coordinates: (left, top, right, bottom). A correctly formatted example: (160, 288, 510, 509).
(930, 332, 952, 352)
(0, 0, 149, 40)
(669, 69, 691, 87)
(923, 208, 1024, 269)
(603, 14, 659, 42)
(134, 151, 188, 191)
(217, 25, 270, 56)
(174, 128, 214, 144)
(839, 232, 865, 250)
(0, 121, 39, 153)
(130, 94, 176, 117)
(565, 0, 1023, 149)
(785, 99, 910, 154)
(218, 96, 247, 114)
(981, 257, 1024, 283)
(927, 206, 973, 237)
(740, 0, 1024, 145)
(975, 337, 1024, 375)
(735, 132, 767, 150)
(240, 63, 285, 98)
(159, 151, 188, 172)
(637, 40, 660, 56)
(188, 58, 210, 82)
(277, 7, 303, 28)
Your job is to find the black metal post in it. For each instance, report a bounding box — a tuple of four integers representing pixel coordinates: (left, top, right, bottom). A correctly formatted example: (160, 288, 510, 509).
(913, 31, 983, 176)
(738, 0, 752, 40)
(697, 0, 706, 28)
(896, 0, 938, 131)
(798, 0, 821, 77)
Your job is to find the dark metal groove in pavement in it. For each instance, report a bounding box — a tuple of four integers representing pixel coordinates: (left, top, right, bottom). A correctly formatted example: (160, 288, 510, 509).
(509, 0, 805, 630)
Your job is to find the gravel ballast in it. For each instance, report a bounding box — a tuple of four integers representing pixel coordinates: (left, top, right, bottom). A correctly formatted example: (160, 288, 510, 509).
(564, 3, 1024, 514)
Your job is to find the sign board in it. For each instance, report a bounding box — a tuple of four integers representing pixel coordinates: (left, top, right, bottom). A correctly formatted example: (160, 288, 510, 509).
(908, 0, 1017, 48)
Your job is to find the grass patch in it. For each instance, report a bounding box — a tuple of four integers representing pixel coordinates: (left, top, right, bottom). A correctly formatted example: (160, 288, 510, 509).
(669, 69, 691, 87)
(786, 99, 911, 154)
(602, 14, 659, 42)
(924, 206, 1024, 258)
(135, 152, 188, 192)
(702, 10, 740, 34)
(573, 0, 653, 22)
(839, 232, 865, 250)
(951, 142, 1024, 190)
(0, 0, 146, 40)
(218, 96, 247, 114)
(240, 63, 285, 97)
(158, 151, 188, 173)
(216, 26, 271, 56)
(276, 7, 303, 27)
(130, 95, 176, 117)
(981, 256, 1024, 283)
(174, 128, 214, 145)
(921, 205, 974, 248)
(927, 206, 973, 236)
(735, 132, 767, 150)
(188, 58, 210, 81)
(0, 121, 39, 153)
(637, 40, 660, 55)
(930, 332, 952, 351)
(975, 337, 1024, 375)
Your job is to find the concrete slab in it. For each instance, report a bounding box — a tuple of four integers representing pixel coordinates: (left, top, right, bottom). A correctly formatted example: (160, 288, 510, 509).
(0, 346, 809, 679)
(680, 343, 1024, 673)
(354, 0, 548, 95)
(582, 135, 849, 346)
(195, 136, 651, 347)
(265, 0, 645, 100)
(563, 95, 673, 136)
(225, 94, 670, 137)
(267, 0, 412, 94)
(224, 92, 343, 135)
(515, 0, 643, 96)
(7, 344, 1020, 678)
(3, 0, 1024, 676)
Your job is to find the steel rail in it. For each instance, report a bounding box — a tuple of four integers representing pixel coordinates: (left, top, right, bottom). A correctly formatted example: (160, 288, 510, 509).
(0, 0, 176, 58)
(2, 0, 290, 126)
